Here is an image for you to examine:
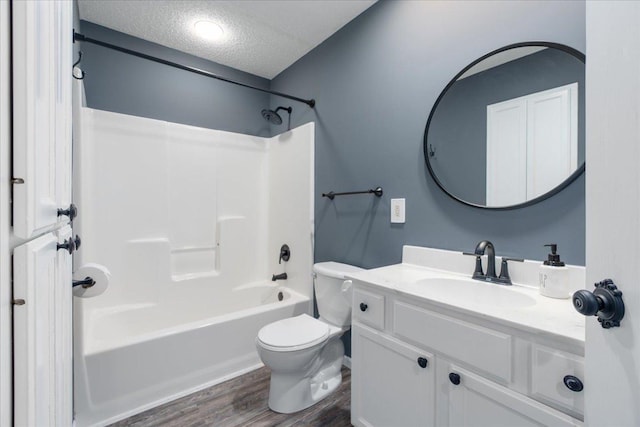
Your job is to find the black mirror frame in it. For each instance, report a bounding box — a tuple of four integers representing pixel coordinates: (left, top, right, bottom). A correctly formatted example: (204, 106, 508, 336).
(423, 41, 586, 210)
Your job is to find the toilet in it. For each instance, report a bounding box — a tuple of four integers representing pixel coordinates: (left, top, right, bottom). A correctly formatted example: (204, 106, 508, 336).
(256, 262, 364, 414)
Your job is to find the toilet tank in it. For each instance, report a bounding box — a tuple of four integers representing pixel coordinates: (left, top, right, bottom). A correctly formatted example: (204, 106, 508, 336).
(313, 262, 365, 328)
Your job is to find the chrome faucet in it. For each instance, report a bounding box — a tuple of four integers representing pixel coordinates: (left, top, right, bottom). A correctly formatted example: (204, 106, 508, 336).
(463, 240, 523, 285)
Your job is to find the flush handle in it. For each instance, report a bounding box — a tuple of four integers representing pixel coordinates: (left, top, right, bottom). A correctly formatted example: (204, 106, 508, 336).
(359, 302, 368, 312)
(417, 357, 428, 368)
(573, 279, 625, 328)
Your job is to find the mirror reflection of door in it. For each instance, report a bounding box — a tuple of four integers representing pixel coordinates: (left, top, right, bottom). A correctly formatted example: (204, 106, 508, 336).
(486, 83, 578, 206)
(424, 43, 585, 209)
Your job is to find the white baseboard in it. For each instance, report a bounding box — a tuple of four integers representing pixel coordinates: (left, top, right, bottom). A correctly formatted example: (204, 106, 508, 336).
(342, 355, 351, 369)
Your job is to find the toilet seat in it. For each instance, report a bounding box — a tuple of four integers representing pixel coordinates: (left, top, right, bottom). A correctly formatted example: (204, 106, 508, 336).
(258, 314, 329, 352)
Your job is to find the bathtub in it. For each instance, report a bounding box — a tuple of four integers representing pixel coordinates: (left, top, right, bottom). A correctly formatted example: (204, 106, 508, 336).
(73, 283, 310, 427)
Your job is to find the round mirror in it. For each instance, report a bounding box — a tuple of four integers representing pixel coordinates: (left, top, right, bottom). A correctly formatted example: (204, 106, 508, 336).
(424, 42, 585, 209)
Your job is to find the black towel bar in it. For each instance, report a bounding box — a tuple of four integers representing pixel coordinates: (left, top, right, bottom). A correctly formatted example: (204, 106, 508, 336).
(322, 187, 383, 200)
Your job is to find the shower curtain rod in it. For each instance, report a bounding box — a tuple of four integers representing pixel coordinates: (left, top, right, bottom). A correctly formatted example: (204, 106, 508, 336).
(73, 31, 316, 108)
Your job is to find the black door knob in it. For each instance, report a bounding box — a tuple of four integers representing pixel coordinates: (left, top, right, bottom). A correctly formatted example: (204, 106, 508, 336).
(573, 279, 625, 328)
(417, 357, 428, 368)
(563, 375, 583, 392)
(57, 204, 78, 221)
(449, 372, 461, 385)
(359, 303, 368, 312)
(57, 238, 75, 254)
(573, 290, 599, 316)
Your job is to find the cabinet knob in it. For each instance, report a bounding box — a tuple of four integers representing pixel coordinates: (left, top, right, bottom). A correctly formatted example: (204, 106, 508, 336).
(573, 279, 625, 328)
(57, 203, 78, 221)
(359, 302, 368, 312)
(417, 357, 428, 368)
(449, 372, 461, 385)
(57, 238, 75, 254)
(563, 375, 583, 392)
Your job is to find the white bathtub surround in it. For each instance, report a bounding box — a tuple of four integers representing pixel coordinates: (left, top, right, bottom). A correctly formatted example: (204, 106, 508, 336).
(73, 107, 314, 426)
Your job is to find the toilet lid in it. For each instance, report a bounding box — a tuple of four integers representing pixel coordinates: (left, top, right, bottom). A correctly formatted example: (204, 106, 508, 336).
(258, 314, 329, 351)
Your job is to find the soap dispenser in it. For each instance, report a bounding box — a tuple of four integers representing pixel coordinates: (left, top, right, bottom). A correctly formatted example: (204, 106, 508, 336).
(539, 244, 570, 298)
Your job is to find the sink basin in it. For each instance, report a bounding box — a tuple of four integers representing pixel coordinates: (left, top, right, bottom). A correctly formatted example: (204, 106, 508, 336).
(405, 277, 537, 309)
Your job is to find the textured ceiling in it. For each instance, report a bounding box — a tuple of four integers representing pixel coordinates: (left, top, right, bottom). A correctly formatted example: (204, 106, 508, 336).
(77, 0, 377, 79)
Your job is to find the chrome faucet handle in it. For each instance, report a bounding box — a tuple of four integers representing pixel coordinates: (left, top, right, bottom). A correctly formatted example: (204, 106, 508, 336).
(463, 252, 484, 279)
(497, 257, 524, 285)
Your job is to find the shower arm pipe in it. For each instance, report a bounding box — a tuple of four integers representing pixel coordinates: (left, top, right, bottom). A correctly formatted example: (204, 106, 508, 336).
(72, 31, 316, 108)
(322, 187, 383, 200)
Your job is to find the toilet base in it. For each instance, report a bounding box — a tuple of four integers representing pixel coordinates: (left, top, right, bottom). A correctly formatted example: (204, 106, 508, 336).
(267, 337, 344, 414)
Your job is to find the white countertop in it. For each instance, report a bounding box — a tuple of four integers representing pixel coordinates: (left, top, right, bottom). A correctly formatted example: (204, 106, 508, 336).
(347, 262, 586, 348)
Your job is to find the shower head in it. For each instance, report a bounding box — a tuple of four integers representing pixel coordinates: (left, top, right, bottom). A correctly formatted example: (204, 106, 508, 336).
(261, 106, 292, 126)
(261, 109, 282, 125)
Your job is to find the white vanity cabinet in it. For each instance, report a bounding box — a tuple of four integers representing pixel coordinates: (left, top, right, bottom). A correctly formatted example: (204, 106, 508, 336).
(351, 280, 584, 427)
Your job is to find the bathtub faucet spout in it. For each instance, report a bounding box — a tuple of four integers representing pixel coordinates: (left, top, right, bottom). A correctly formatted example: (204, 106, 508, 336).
(272, 272, 288, 281)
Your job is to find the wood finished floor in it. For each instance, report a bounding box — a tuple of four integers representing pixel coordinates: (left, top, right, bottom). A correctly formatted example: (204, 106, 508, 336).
(110, 367, 352, 427)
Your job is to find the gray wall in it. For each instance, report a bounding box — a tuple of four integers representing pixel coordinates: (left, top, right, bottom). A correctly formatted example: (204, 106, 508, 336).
(78, 21, 272, 137)
(272, 0, 586, 268)
(429, 48, 586, 205)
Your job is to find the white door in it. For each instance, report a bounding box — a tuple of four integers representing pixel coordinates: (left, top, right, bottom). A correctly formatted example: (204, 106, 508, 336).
(585, 2, 640, 426)
(12, 0, 73, 239)
(13, 225, 73, 426)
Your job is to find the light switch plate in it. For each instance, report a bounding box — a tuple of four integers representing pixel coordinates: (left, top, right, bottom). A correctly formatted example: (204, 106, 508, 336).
(391, 198, 405, 223)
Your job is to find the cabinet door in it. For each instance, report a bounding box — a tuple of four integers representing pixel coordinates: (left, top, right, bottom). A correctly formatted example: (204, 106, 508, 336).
(12, 0, 73, 239)
(352, 324, 435, 427)
(13, 226, 73, 426)
(443, 364, 580, 427)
